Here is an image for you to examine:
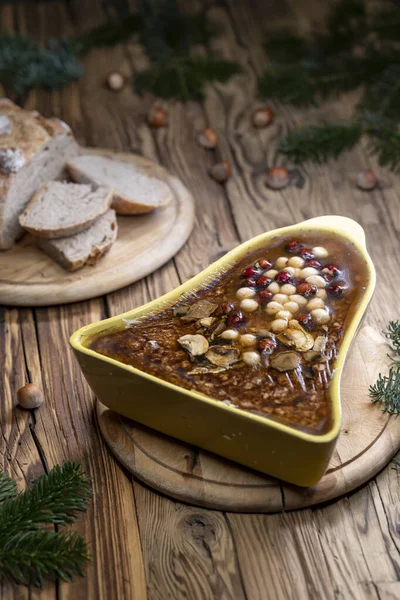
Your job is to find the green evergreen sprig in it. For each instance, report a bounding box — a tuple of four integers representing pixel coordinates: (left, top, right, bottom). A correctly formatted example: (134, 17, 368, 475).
(0, 462, 91, 588)
(259, 0, 400, 172)
(0, 1, 240, 103)
(369, 321, 400, 415)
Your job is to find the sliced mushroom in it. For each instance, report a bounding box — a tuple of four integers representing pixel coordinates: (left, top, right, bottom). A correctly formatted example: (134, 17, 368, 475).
(206, 346, 240, 367)
(173, 304, 190, 317)
(188, 366, 227, 375)
(277, 323, 314, 352)
(270, 351, 301, 372)
(178, 334, 209, 357)
(210, 322, 226, 340)
(197, 317, 217, 328)
(303, 335, 327, 362)
(181, 300, 218, 322)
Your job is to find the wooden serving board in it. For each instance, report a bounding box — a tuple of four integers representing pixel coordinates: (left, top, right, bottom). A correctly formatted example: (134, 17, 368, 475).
(0, 149, 195, 306)
(97, 325, 400, 513)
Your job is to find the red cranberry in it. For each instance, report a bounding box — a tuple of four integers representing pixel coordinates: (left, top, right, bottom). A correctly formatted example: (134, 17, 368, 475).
(298, 248, 314, 261)
(304, 259, 322, 270)
(258, 259, 272, 270)
(216, 302, 235, 315)
(296, 278, 306, 285)
(275, 271, 293, 284)
(258, 337, 277, 354)
(286, 240, 303, 253)
(256, 276, 272, 288)
(258, 290, 273, 305)
(298, 314, 314, 331)
(243, 267, 259, 278)
(327, 284, 344, 298)
(322, 272, 334, 283)
(242, 278, 257, 287)
(324, 264, 340, 277)
(226, 311, 245, 327)
(296, 282, 317, 297)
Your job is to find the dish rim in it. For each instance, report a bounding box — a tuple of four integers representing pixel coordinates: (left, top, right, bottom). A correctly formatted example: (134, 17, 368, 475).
(70, 215, 376, 445)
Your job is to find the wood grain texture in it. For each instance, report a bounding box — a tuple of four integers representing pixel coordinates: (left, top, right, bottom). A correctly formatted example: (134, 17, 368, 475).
(0, 149, 194, 306)
(1, 0, 400, 598)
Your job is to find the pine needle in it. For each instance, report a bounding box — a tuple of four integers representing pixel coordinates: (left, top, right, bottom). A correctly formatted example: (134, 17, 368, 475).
(1, 530, 89, 589)
(0, 472, 17, 503)
(369, 321, 400, 415)
(0, 462, 91, 588)
(136, 57, 240, 101)
(0, 462, 91, 542)
(278, 123, 363, 164)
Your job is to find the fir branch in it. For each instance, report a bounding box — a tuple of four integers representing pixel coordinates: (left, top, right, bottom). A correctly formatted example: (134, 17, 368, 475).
(0, 462, 91, 589)
(0, 462, 91, 540)
(369, 367, 400, 415)
(76, 14, 142, 54)
(1, 530, 89, 589)
(0, 35, 83, 99)
(0, 472, 17, 503)
(136, 57, 240, 101)
(392, 459, 400, 471)
(369, 321, 400, 414)
(278, 123, 363, 164)
(384, 320, 400, 357)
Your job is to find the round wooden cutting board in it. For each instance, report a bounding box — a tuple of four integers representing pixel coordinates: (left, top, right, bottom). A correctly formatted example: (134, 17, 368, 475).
(97, 325, 400, 513)
(0, 149, 195, 306)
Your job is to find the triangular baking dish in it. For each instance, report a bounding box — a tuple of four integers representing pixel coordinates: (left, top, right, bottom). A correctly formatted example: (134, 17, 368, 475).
(71, 216, 375, 486)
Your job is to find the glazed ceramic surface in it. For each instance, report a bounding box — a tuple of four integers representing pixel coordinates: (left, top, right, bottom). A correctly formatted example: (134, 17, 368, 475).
(71, 216, 376, 486)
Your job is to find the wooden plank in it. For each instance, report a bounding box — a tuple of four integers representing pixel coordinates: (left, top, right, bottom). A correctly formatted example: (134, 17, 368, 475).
(134, 485, 246, 600)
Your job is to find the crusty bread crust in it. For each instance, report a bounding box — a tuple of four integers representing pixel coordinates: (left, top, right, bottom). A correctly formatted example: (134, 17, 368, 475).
(66, 157, 173, 215)
(0, 98, 78, 249)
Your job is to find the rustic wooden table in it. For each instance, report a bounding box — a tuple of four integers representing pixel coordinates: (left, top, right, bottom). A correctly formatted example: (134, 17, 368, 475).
(1, 1, 400, 598)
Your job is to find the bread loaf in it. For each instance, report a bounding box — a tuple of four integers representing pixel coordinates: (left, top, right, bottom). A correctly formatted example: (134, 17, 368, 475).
(0, 99, 79, 249)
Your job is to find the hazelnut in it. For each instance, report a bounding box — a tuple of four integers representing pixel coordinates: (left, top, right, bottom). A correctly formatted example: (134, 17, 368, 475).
(106, 71, 126, 92)
(266, 167, 289, 190)
(356, 169, 377, 191)
(148, 105, 168, 128)
(197, 128, 218, 149)
(252, 107, 274, 128)
(209, 160, 232, 183)
(17, 384, 44, 410)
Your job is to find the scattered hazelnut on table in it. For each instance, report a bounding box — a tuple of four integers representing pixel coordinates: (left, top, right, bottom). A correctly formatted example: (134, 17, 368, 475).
(105, 71, 126, 92)
(148, 105, 168, 128)
(266, 167, 289, 190)
(252, 107, 274, 128)
(209, 160, 232, 183)
(356, 169, 377, 191)
(197, 127, 218, 149)
(17, 384, 44, 410)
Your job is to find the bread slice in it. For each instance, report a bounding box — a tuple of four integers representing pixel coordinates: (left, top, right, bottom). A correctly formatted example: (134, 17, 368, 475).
(19, 181, 113, 239)
(0, 98, 79, 249)
(67, 154, 173, 214)
(37, 209, 118, 271)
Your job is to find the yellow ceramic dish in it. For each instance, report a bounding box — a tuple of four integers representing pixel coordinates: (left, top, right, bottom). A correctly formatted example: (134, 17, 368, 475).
(70, 216, 376, 487)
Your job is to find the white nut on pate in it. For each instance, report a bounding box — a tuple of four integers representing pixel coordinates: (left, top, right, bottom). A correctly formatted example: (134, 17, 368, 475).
(271, 318, 289, 333)
(240, 333, 257, 347)
(265, 301, 282, 315)
(220, 329, 239, 340)
(311, 308, 331, 324)
(240, 298, 259, 313)
(273, 293, 288, 305)
(236, 286, 256, 300)
(312, 246, 329, 259)
(280, 283, 296, 295)
(288, 256, 305, 268)
(305, 275, 326, 288)
(242, 351, 261, 366)
(275, 257, 289, 269)
(267, 282, 280, 294)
